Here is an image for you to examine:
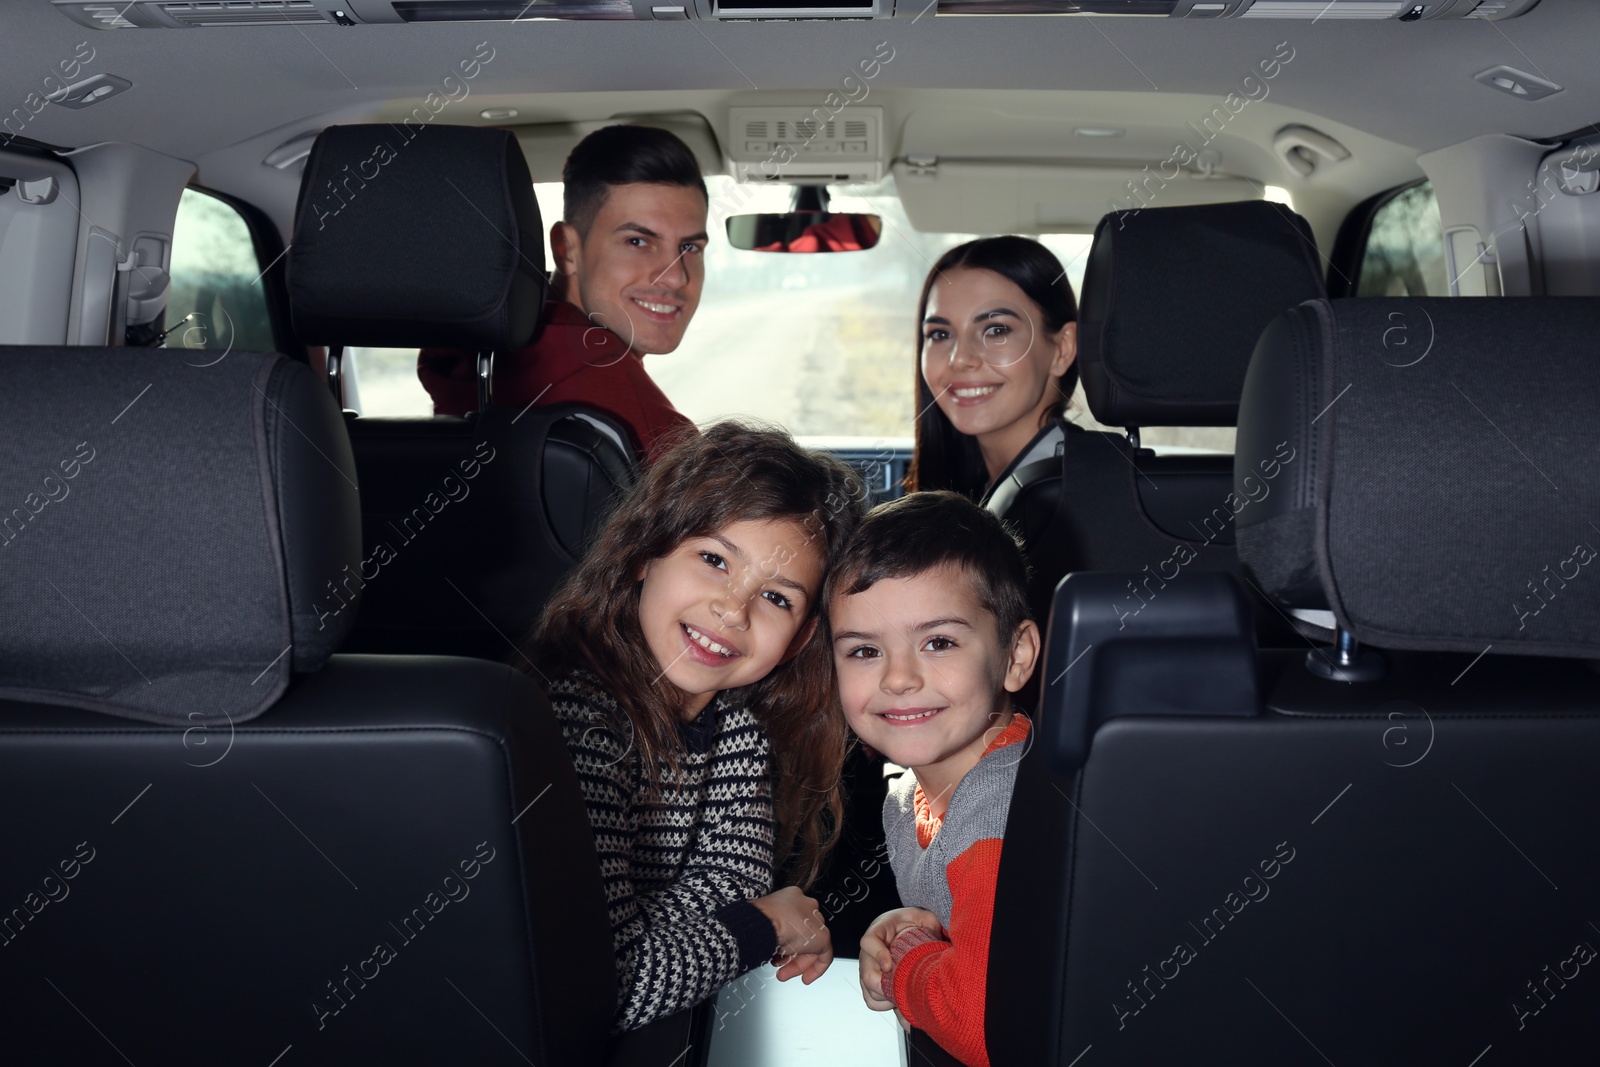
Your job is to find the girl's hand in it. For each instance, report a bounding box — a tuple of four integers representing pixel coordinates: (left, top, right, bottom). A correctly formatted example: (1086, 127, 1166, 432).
(752, 886, 834, 983)
(859, 907, 943, 1011)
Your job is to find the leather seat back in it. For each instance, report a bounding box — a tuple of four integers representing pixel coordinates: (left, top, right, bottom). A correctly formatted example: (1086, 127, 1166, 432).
(988, 201, 1326, 641)
(986, 297, 1600, 1065)
(0, 348, 614, 1065)
(289, 123, 635, 657)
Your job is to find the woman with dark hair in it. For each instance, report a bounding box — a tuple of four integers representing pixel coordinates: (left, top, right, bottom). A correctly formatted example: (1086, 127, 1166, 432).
(906, 236, 1079, 501)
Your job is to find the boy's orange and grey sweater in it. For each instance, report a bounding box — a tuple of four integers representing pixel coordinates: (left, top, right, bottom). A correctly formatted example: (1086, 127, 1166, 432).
(880, 714, 1031, 1067)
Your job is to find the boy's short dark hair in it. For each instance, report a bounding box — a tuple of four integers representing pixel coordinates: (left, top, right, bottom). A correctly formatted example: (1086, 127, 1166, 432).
(825, 491, 1032, 642)
(562, 125, 708, 237)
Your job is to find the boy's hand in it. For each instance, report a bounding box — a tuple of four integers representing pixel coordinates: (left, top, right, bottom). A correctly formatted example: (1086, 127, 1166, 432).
(753, 886, 834, 984)
(858, 907, 943, 1011)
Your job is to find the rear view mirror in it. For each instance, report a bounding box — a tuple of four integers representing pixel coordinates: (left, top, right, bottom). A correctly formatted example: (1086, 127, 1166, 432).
(725, 211, 883, 253)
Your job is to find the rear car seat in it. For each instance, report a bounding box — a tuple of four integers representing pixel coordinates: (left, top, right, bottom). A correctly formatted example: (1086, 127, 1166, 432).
(289, 123, 634, 658)
(0, 348, 615, 1065)
(987, 200, 1326, 643)
(985, 296, 1600, 1064)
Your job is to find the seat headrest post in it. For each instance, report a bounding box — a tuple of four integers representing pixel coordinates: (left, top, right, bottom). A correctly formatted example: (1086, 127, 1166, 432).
(477, 351, 494, 413)
(1125, 426, 1141, 451)
(326, 343, 343, 408)
(1304, 627, 1385, 683)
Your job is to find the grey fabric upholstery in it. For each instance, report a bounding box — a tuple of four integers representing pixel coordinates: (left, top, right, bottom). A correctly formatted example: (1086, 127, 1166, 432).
(1235, 297, 1600, 659)
(0, 348, 359, 724)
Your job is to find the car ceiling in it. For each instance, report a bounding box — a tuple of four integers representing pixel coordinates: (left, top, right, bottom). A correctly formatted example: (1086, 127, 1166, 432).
(2, 2, 1597, 230)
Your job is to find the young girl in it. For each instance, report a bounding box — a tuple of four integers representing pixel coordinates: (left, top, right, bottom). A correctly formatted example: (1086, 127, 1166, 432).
(907, 236, 1080, 501)
(526, 422, 865, 1033)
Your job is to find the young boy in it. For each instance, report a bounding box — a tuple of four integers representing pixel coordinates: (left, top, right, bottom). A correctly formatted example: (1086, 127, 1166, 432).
(827, 491, 1040, 1067)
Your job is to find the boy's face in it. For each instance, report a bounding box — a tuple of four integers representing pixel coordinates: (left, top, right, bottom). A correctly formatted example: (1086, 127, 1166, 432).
(830, 563, 1038, 779)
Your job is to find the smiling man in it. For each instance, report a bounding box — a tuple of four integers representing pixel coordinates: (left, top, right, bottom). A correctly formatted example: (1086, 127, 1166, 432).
(418, 124, 704, 460)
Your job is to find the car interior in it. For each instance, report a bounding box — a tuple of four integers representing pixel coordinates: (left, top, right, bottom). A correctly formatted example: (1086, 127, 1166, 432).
(1, 0, 1597, 1064)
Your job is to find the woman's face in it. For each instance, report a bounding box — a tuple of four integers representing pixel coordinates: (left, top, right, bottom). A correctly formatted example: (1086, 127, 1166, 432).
(636, 517, 824, 719)
(921, 267, 1076, 447)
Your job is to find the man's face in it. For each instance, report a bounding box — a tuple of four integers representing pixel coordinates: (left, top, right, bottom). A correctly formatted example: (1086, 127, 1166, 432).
(558, 182, 708, 357)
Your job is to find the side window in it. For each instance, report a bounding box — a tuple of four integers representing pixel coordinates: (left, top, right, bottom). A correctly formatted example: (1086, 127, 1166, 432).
(1355, 181, 1448, 297)
(165, 188, 276, 352)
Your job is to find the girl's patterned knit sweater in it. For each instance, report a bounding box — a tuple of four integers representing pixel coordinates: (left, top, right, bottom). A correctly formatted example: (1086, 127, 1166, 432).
(549, 668, 779, 1032)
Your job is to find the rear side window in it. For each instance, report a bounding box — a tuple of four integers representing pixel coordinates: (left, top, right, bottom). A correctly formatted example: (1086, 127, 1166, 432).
(165, 188, 275, 352)
(1355, 181, 1447, 297)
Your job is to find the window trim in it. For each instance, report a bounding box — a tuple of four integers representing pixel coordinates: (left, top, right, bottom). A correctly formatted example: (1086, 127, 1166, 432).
(1326, 178, 1431, 299)
(179, 182, 305, 362)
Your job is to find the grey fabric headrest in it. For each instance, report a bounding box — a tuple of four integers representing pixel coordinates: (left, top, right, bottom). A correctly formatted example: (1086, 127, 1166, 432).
(1234, 297, 1600, 659)
(0, 349, 362, 724)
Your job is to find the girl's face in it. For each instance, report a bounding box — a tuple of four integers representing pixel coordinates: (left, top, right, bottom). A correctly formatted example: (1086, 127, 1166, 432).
(637, 517, 825, 718)
(921, 267, 1076, 445)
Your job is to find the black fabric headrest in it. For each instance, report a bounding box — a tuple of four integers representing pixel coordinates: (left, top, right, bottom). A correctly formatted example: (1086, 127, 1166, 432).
(0, 349, 362, 724)
(1234, 297, 1600, 659)
(289, 123, 545, 351)
(1078, 200, 1327, 427)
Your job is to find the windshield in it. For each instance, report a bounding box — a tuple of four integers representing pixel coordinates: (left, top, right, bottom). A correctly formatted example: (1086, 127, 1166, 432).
(347, 175, 1093, 443)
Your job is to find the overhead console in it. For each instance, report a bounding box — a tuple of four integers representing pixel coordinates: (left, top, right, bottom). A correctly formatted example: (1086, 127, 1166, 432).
(52, 0, 1540, 28)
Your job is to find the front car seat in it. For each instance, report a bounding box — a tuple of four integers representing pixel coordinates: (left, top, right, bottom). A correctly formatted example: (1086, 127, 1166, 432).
(289, 122, 635, 658)
(986, 296, 1600, 1065)
(0, 347, 615, 1065)
(988, 200, 1327, 641)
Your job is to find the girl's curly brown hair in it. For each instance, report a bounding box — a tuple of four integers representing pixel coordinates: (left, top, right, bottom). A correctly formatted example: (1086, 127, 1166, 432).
(524, 421, 866, 889)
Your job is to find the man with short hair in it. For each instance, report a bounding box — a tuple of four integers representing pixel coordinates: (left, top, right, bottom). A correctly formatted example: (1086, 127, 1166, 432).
(418, 124, 704, 461)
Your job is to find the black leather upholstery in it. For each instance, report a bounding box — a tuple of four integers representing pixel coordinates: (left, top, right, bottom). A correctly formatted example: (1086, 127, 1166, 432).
(341, 404, 634, 658)
(988, 201, 1326, 650)
(289, 124, 545, 352)
(988, 435, 1247, 634)
(987, 296, 1600, 1065)
(0, 656, 614, 1066)
(0, 348, 359, 724)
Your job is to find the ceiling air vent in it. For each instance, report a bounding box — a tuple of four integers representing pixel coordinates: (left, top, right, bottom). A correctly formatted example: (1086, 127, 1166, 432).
(1240, 1, 1404, 17)
(161, 2, 328, 26)
(53, 0, 357, 28)
(1464, 0, 1543, 18)
(728, 106, 884, 184)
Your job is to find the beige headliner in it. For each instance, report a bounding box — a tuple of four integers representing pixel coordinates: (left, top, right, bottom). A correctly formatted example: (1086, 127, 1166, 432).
(5, 2, 1596, 237)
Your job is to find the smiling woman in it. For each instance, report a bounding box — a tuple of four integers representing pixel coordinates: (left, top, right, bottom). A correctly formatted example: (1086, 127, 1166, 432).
(908, 235, 1080, 501)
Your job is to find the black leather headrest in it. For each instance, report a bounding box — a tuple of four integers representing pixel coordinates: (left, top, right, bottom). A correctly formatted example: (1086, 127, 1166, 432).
(0, 349, 362, 724)
(1078, 200, 1327, 427)
(1234, 297, 1600, 659)
(289, 123, 545, 351)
